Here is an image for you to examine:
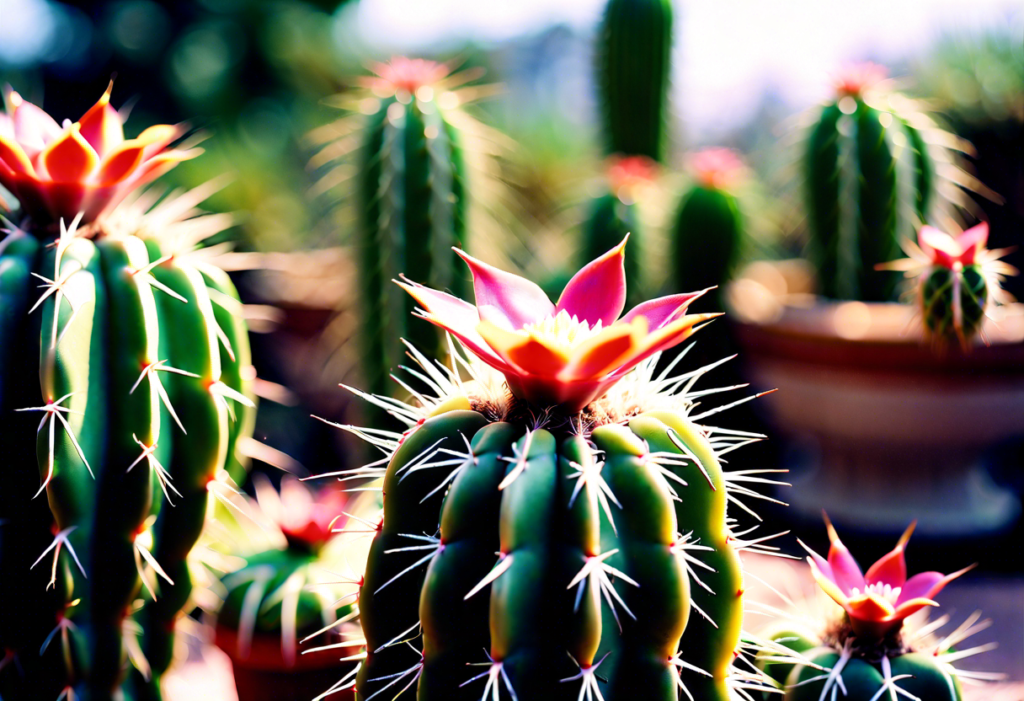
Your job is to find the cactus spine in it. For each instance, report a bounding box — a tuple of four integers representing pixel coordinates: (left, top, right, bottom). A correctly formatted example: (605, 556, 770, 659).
(804, 69, 935, 301)
(0, 88, 254, 700)
(597, 0, 674, 162)
(355, 61, 468, 397)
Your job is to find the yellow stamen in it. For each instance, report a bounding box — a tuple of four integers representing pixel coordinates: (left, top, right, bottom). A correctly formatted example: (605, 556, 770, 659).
(522, 310, 604, 352)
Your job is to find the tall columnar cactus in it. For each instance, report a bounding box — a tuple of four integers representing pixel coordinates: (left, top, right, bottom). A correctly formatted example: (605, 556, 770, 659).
(672, 149, 746, 299)
(597, 0, 674, 162)
(0, 85, 253, 701)
(581, 156, 657, 309)
(882, 223, 1016, 347)
(763, 518, 985, 701)
(320, 242, 783, 700)
(331, 57, 470, 398)
(804, 64, 938, 302)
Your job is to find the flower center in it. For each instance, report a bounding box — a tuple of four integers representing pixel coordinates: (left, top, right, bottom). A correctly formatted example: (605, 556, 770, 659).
(523, 310, 604, 352)
(850, 582, 902, 606)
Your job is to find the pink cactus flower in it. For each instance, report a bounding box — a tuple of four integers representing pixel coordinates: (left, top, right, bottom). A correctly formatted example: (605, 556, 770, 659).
(801, 515, 973, 639)
(255, 476, 347, 552)
(362, 57, 454, 96)
(0, 82, 197, 227)
(833, 62, 888, 97)
(606, 154, 658, 202)
(398, 238, 716, 412)
(918, 222, 989, 270)
(689, 148, 745, 190)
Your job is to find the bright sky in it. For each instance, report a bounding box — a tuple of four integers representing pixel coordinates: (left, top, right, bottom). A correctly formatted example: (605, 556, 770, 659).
(351, 0, 1022, 138)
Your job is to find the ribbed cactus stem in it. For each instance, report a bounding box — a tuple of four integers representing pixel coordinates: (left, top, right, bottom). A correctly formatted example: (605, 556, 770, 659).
(357, 94, 467, 397)
(672, 184, 743, 298)
(597, 0, 674, 161)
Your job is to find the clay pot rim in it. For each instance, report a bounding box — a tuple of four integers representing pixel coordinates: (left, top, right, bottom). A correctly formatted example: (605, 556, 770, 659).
(213, 624, 358, 673)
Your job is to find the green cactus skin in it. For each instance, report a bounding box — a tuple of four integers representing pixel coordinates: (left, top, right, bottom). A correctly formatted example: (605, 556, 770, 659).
(582, 192, 644, 309)
(357, 94, 468, 398)
(805, 98, 933, 301)
(756, 625, 820, 697)
(0, 224, 252, 700)
(352, 406, 742, 701)
(786, 648, 961, 701)
(597, 0, 674, 162)
(672, 184, 743, 299)
(921, 264, 988, 342)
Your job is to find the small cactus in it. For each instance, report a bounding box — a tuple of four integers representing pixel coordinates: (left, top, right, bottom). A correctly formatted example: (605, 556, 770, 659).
(0, 85, 254, 700)
(763, 517, 993, 701)
(882, 222, 1017, 347)
(321, 241, 785, 700)
(596, 0, 674, 162)
(804, 64, 941, 301)
(672, 148, 746, 300)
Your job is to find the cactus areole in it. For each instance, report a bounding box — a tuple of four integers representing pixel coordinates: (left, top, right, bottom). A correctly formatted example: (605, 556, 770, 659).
(0, 84, 253, 700)
(326, 240, 783, 701)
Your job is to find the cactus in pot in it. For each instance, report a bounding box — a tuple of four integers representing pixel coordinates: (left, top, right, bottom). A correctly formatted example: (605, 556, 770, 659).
(0, 84, 254, 701)
(596, 0, 674, 162)
(317, 240, 785, 700)
(761, 516, 995, 701)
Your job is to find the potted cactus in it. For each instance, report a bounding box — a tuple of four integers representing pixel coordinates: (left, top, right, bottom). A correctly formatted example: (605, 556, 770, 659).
(729, 64, 1024, 537)
(759, 516, 996, 700)
(213, 476, 374, 701)
(309, 240, 794, 700)
(0, 84, 254, 699)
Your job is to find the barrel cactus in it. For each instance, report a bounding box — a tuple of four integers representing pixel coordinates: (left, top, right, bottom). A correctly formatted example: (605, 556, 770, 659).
(672, 148, 746, 300)
(581, 155, 657, 309)
(596, 0, 674, 162)
(313, 57, 474, 398)
(318, 241, 784, 700)
(882, 222, 1016, 347)
(803, 63, 968, 302)
(0, 84, 253, 700)
(763, 517, 991, 701)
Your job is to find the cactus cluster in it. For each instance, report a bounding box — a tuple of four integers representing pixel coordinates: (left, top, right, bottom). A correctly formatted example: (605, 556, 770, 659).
(0, 86, 253, 700)
(761, 518, 988, 701)
(317, 242, 786, 700)
(804, 64, 940, 302)
(596, 0, 674, 163)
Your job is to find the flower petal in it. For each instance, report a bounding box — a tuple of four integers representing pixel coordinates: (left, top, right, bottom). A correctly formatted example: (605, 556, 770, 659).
(865, 520, 915, 588)
(8, 91, 61, 158)
(78, 80, 124, 157)
(823, 513, 866, 595)
(396, 278, 510, 371)
(454, 248, 554, 329)
(918, 225, 959, 268)
(555, 236, 627, 326)
(621, 290, 708, 330)
(560, 317, 646, 380)
(0, 134, 36, 176)
(608, 312, 719, 380)
(136, 123, 185, 159)
(477, 320, 570, 377)
(94, 139, 146, 186)
(42, 124, 100, 182)
(846, 592, 895, 621)
(895, 565, 974, 606)
(955, 222, 988, 266)
(807, 556, 849, 609)
(889, 597, 940, 622)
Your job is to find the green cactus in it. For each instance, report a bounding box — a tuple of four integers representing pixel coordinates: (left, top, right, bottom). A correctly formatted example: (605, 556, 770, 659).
(582, 192, 644, 309)
(786, 648, 961, 701)
(804, 70, 937, 302)
(672, 185, 743, 299)
(319, 342, 777, 701)
(352, 60, 469, 398)
(0, 88, 254, 700)
(921, 264, 987, 341)
(597, 0, 674, 162)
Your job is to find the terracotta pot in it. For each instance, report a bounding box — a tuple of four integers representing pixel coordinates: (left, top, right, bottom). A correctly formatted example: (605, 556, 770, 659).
(214, 627, 355, 701)
(732, 297, 1024, 536)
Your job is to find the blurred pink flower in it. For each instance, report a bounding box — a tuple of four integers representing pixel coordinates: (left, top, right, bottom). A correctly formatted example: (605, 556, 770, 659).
(918, 222, 989, 270)
(689, 148, 745, 190)
(399, 238, 715, 411)
(833, 62, 887, 97)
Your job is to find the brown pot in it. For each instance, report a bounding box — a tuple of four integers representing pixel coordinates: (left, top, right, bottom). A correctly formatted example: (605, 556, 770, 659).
(731, 297, 1024, 536)
(214, 627, 355, 701)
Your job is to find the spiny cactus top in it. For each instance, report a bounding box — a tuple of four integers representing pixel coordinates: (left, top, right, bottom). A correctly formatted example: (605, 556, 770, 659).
(801, 517, 970, 640)
(0, 82, 197, 227)
(882, 222, 1017, 346)
(399, 238, 715, 411)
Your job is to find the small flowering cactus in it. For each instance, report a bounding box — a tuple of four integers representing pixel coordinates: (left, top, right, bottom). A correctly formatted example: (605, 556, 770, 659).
(321, 240, 785, 701)
(0, 82, 197, 227)
(884, 223, 1016, 346)
(763, 516, 983, 701)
